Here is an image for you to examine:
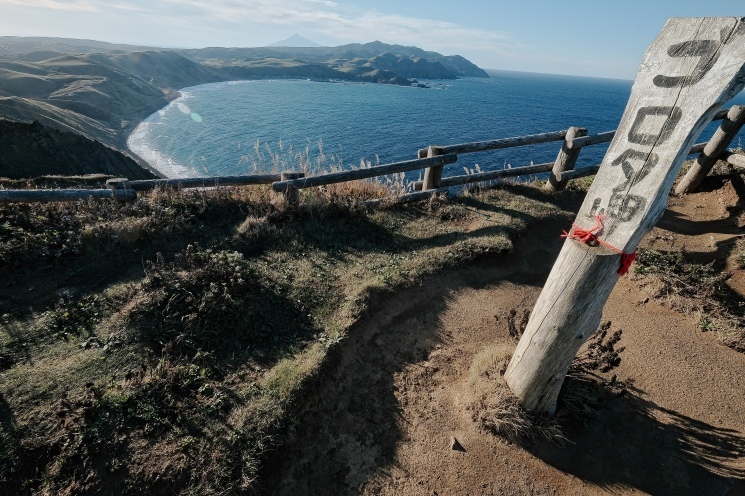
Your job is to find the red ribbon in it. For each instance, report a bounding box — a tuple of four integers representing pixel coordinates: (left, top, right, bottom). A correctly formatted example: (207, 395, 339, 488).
(561, 215, 637, 276)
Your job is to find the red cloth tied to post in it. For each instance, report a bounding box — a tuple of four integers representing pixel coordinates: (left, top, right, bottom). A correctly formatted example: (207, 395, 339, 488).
(561, 214, 637, 276)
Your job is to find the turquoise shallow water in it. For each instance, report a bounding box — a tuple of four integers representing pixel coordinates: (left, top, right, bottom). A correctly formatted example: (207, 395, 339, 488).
(127, 70, 745, 180)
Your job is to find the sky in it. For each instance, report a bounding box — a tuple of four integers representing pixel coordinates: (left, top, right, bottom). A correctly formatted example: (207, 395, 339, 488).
(0, 0, 743, 79)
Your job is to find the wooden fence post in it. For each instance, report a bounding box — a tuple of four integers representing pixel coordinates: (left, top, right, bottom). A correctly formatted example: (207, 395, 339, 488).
(279, 171, 304, 205)
(504, 17, 745, 415)
(106, 178, 131, 190)
(106, 177, 135, 201)
(545, 127, 587, 191)
(723, 151, 745, 168)
(422, 146, 444, 190)
(675, 105, 745, 194)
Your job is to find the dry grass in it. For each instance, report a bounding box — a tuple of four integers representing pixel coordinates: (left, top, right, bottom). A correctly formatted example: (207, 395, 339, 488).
(0, 179, 572, 494)
(633, 249, 745, 352)
(467, 322, 630, 447)
(238, 138, 411, 198)
(466, 343, 566, 445)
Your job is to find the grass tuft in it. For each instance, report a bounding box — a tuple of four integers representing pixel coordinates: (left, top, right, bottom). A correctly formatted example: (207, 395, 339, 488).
(469, 322, 630, 446)
(467, 343, 566, 445)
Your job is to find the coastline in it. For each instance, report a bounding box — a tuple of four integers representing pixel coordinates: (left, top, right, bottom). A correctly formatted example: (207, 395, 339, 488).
(120, 77, 427, 179)
(120, 88, 183, 179)
(0, 41, 491, 181)
(121, 77, 394, 179)
(122, 80, 262, 179)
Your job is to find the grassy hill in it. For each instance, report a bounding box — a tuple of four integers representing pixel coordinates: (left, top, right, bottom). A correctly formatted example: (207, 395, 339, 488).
(0, 37, 157, 58)
(180, 42, 488, 80)
(0, 115, 743, 494)
(0, 50, 224, 151)
(0, 119, 156, 180)
(0, 178, 574, 494)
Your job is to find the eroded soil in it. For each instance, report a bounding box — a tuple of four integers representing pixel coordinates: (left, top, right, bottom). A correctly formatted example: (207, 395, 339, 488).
(264, 172, 745, 496)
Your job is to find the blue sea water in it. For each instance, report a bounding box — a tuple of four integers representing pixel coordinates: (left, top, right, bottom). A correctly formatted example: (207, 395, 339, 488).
(127, 70, 745, 181)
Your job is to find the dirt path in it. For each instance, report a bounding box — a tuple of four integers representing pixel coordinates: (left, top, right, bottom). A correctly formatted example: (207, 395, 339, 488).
(263, 175, 745, 496)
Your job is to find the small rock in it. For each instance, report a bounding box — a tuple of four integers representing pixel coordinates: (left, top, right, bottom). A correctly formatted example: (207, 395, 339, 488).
(450, 436, 466, 452)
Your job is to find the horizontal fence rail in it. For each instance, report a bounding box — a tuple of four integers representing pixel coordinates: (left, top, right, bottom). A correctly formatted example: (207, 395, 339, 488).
(688, 142, 708, 155)
(553, 165, 602, 182)
(437, 162, 553, 188)
(271, 154, 457, 192)
(723, 151, 745, 168)
(424, 130, 568, 156)
(0, 106, 741, 205)
(566, 131, 615, 150)
(361, 186, 451, 209)
(0, 188, 136, 203)
(713, 107, 732, 121)
(128, 174, 281, 191)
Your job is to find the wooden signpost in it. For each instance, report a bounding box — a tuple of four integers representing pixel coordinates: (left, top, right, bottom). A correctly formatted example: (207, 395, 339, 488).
(504, 17, 745, 415)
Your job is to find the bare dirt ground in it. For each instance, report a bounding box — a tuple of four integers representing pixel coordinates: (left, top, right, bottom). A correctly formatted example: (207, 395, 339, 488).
(263, 173, 745, 496)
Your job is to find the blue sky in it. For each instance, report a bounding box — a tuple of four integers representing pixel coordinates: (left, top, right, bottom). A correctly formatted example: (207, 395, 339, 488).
(0, 0, 742, 79)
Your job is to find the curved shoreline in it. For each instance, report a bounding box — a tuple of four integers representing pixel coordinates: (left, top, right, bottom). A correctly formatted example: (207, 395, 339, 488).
(120, 77, 422, 179)
(122, 78, 357, 179)
(126, 92, 191, 179)
(121, 89, 183, 179)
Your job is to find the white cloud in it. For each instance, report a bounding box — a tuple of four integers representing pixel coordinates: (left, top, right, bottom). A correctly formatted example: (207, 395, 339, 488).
(0, 0, 97, 11)
(328, 11, 513, 53)
(0, 0, 619, 76)
(0, 0, 515, 57)
(143, 0, 513, 56)
(303, 0, 338, 7)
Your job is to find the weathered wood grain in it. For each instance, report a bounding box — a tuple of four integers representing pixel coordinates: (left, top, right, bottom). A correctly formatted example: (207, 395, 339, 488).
(546, 127, 588, 191)
(675, 105, 745, 193)
(432, 130, 567, 155)
(554, 164, 601, 181)
(688, 142, 708, 154)
(128, 174, 280, 191)
(106, 178, 132, 190)
(723, 151, 745, 168)
(565, 107, 732, 150)
(565, 130, 616, 150)
(422, 146, 445, 190)
(279, 171, 305, 204)
(504, 17, 745, 415)
(713, 106, 735, 121)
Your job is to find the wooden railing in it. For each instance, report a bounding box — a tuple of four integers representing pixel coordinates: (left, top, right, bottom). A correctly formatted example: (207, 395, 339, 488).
(0, 105, 743, 205)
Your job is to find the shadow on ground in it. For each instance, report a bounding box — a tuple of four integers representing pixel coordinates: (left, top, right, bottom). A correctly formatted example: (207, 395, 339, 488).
(260, 195, 745, 495)
(533, 393, 745, 496)
(261, 274, 457, 494)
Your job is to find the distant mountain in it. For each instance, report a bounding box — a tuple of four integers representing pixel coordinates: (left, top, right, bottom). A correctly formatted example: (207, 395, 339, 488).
(181, 40, 489, 79)
(329, 41, 489, 78)
(268, 34, 321, 48)
(0, 36, 156, 57)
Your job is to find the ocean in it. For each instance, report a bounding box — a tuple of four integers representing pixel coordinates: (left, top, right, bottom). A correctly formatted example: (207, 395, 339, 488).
(127, 70, 745, 182)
